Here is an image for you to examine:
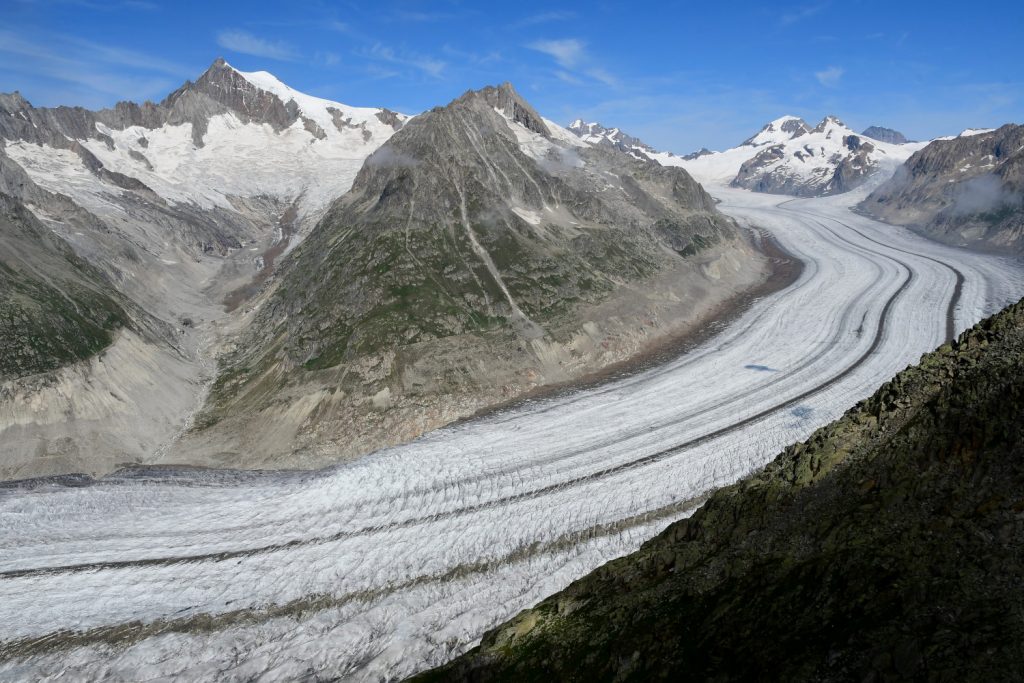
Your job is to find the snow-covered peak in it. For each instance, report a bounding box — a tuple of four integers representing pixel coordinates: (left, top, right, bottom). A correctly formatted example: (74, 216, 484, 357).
(742, 116, 811, 147)
(566, 120, 664, 160)
(567, 120, 616, 141)
(811, 115, 852, 136)
(232, 65, 407, 135)
(959, 127, 996, 138)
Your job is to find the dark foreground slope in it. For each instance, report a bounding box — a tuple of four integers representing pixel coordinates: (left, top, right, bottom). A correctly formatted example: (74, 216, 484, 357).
(417, 298, 1024, 682)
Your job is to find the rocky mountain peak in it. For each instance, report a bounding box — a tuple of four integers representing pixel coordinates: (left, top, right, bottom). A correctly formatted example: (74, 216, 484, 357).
(812, 115, 849, 133)
(0, 91, 31, 115)
(862, 125, 909, 145)
(742, 116, 811, 146)
(565, 119, 661, 160)
(456, 82, 550, 137)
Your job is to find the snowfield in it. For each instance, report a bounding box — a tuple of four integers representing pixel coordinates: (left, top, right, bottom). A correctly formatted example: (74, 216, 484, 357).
(2, 187, 1023, 681)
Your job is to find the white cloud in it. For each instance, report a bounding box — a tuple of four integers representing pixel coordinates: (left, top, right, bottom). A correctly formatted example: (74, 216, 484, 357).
(815, 65, 844, 87)
(554, 70, 583, 85)
(586, 67, 619, 87)
(527, 38, 619, 88)
(0, 29, 186, 105)
(216, 29, 298, 62)
(527, 38, 585, 68)
(360, 43, 446, 78)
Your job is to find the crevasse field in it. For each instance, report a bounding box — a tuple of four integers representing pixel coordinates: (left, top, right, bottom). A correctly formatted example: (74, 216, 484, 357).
(2, 186, 1023, 681)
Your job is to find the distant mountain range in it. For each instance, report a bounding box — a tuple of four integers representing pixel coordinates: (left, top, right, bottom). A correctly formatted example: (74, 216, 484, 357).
(568, 115, 921, 197)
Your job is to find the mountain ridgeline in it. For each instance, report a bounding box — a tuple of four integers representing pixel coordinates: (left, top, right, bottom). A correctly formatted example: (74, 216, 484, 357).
(188, 83, 767, 468)
(861, 123, 1024, 253)
(417, 295, 1024, 682)
(567, 114, 921, 198)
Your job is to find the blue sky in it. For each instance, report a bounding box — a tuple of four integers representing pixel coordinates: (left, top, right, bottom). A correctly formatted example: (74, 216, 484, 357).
(2, 0, 1022, 151)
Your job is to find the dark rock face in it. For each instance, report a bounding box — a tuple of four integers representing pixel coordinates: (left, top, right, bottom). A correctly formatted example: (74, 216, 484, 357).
(417, 296, 1024, 682)
(375, 108, 405, 131)
(862, 125, 909, 144)
(862, 124, 1024, 252)
(681, 147, 712, 160)
(467, 83, 550, 136)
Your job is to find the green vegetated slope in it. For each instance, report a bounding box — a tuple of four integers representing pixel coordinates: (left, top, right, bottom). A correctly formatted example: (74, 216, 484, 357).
(418, 297, 1024, 682)
(0, 192, 130, 380)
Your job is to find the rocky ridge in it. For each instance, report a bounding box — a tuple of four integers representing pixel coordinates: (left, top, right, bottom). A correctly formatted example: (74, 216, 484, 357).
(181, 83, 769, 469)
(861, 123, 1024, 253)
(566, 120, 665, 161)
(578, 114, 921, 197)
(418, 295, 1024, 682)
(862, 125, 909, 145)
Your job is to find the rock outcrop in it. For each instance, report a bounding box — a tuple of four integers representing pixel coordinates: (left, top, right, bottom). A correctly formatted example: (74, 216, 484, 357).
(861, 123, 1024, 253)
(418, 296, 1024, 681)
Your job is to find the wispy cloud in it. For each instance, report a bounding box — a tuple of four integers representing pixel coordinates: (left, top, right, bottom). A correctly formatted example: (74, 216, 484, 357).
(815, 65, 844, 87)
(586, 67, 619, 88)
(510, 11, 576, 29)
(316, 51, 341, 67)
(0, 29, 187, 105)
(360, 43, 446, 78)
(780, 2, 829, 26)
(527, 38, 585, 68)
(527, 38, 620, 88)
(216, 29, 298, 62)
(389, 10, 462, 23)
(554, 70, 583, 85)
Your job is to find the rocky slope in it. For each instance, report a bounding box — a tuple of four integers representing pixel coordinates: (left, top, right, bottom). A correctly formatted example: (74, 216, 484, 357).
(0, 192, 131, 380)
(180, 83, 769, 469)
(0, 59, 407, 479)
(860, 123, 1024, 253)
(417, 296, 1024, 681)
